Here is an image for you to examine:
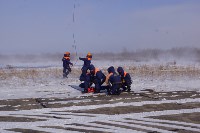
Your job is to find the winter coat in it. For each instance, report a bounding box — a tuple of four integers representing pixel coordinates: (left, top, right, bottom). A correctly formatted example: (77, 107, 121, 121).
(106, 66, 121, 85)
(91, 68, 106, 85)
(79, 57, 91, 68)
(62, 57, 73, 68)
(117, 67, 132, 85)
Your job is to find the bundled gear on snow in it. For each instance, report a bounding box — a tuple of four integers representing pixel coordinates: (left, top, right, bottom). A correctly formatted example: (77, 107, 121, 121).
(89, 64, 106, 93)
(117, 67, 132, 92)
(62, 52, 73, 78)
(105, 66, 121, 95)
(79, 52, 92, 80)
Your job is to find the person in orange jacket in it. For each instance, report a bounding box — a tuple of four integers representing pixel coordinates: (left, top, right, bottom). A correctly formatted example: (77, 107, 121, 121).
(117, 67, 132, 92)
(62, 52, 73, 78)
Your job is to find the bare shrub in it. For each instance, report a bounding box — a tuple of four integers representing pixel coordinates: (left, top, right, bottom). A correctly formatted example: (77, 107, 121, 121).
(127, 65, 200, 79)
(1, 65, 200, 83)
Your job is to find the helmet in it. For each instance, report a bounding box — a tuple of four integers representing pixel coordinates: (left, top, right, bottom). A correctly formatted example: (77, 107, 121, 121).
(117, 67, 124, 75)
(86, 52, 92, 58)
(107, 66, 115, 73)
(64, 52, 70, 57)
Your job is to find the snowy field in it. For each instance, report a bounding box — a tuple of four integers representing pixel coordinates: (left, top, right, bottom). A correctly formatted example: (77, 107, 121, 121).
(0, 59, 200, 133)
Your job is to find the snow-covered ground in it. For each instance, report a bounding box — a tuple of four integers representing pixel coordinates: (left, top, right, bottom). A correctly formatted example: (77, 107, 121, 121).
(1, 59, 200, 100)
(0, 60, 200, 133)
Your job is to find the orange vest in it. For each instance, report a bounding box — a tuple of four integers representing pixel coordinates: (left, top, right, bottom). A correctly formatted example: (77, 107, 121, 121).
(87, 57, 92, 61)
(124, 72, 127, 77)
(64, 57, 70, 60)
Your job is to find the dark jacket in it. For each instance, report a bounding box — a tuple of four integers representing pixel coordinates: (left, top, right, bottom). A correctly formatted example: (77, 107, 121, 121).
(107, 66, 121, 85)
(62, 57, 73, 68)
(79, 57, 91, 68)
(117, 67, 132, 85)
(91, 67, 106, 85)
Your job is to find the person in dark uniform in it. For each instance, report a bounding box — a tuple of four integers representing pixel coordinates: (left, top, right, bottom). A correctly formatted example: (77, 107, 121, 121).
(89, 64, 106, 93)
(62, 52, 73, 78)
(81, 72, 91, 93)
(105, 66, 121, 95)
(79, 52, 92, 81)
(117, 67, 132, 92)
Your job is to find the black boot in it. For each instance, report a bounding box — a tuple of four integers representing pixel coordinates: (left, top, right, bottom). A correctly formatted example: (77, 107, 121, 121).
(63, 73, 68, 78)
(127, 86, 131, 92)
(82, 88, 88, 93)
(79, 83, 85, 88)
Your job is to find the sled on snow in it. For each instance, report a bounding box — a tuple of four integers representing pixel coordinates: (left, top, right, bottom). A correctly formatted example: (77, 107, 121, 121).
(68, 85, 107, 94)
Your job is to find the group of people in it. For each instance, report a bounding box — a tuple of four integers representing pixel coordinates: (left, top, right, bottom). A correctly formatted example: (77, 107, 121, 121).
(62, 52, 132, 95)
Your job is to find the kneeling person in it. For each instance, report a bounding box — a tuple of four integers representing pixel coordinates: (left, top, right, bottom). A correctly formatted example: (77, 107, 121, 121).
(105, 66, 121, 95)
(117, 67, 132, 92)
(89, 65, 106, 93)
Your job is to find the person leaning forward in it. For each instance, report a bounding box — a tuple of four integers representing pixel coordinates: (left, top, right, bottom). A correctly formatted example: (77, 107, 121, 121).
(105, 66, 121, 95)
(89, 64, 106, 93)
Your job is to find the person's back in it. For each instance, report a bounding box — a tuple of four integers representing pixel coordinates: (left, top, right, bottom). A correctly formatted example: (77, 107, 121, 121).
(89, 64, 106, 93)
(106, 66, 121, 95)
(109, 72, 121, 84)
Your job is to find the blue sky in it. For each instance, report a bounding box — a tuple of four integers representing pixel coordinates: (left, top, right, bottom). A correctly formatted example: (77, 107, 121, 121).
(0, 0, 200, 54)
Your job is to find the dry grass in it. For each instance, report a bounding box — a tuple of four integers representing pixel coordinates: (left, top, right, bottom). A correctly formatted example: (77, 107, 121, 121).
(127, 65, 200, 79)
(0, 67, 81, 80)
(0, 65, 200, 81)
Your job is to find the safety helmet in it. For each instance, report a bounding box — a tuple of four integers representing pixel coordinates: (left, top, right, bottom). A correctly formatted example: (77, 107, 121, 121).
(117, 67, 124, 75)
(107, 66, 115, 73)
(86, 52, 92, 58)
(64, 52, 70, 57)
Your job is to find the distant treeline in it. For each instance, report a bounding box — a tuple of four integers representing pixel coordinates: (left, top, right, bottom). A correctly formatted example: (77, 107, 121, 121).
(94, 47, 200, 62)
(0, 47, 200, 63)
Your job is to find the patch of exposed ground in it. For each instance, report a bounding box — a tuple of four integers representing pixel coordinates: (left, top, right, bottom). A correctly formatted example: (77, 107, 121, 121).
(72, 102, 200, 115)
(6, 128, 48, 133)
(150, 112, 200, 124)
(1, 90, 200, 133)
(40, 126, 111, 133)
(0, 116, 46, 122)
(0, 91, 199, 112)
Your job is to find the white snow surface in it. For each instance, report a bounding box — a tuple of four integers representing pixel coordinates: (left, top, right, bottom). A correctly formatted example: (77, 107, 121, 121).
(0, 60, 200, 132)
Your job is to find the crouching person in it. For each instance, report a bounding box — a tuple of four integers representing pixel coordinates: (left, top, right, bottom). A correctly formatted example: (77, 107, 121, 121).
(117, 67, 132, 92)
(79, 73, 91, 93)
(79, 68, 91, 93)
(89, 64, 106, 93)
(105, 66, 121, 95)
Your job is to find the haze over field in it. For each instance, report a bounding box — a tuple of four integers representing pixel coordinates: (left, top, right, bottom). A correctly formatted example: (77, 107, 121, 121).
(0, 47, 199, 68)
(0, 0, 200, 54)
